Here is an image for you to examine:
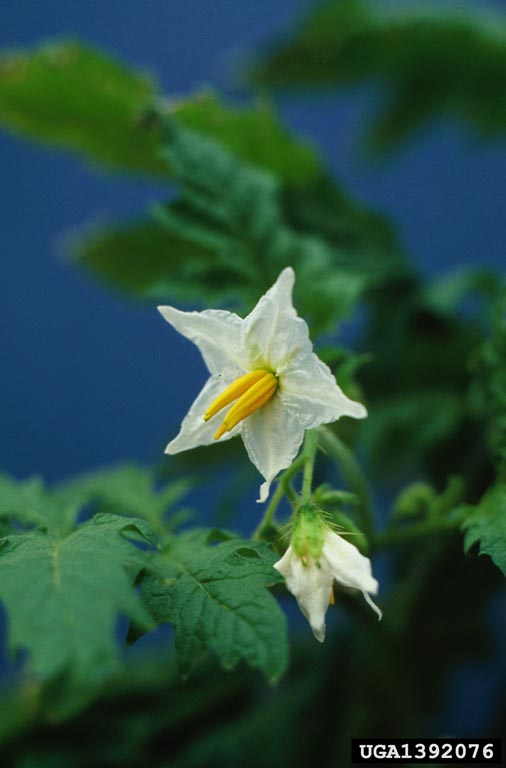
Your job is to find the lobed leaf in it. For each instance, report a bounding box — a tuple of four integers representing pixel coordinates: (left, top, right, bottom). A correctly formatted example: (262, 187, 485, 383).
(61, 463, 190, 531)
(74, 120, 396, 332)
(0, 513, 157, 679)
(171, 90, 322, 187)
(0, 472, 81, 535)
(462, 484, 506, 575)
(138, 531, 288, 682)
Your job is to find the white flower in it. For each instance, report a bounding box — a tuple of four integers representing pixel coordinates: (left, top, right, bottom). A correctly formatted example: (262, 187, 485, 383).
(158, 267, 366, 502)
(274, 529, 381, 642)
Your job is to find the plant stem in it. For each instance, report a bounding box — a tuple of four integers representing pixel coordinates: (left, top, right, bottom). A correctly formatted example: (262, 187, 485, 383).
(317, 426, 375, 539)
(301, 429, 319, 503)
(253, 455, 305, 540)
(372, 514, 464, 550)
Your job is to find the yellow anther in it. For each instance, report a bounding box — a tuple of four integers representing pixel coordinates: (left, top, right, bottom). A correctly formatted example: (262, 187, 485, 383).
(204, 370, 267, 422)
(204, 369, 278, 440)
(214, 374, 277, 438)
(329, 586, 335, 606)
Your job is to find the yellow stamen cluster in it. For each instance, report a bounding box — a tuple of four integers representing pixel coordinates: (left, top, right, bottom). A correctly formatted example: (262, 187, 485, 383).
(204, 370, 277, 440)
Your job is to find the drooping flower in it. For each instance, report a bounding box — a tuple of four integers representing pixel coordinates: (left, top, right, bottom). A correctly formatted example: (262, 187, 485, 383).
(274, 515, 381, 642)
(158, 267, 366, 502)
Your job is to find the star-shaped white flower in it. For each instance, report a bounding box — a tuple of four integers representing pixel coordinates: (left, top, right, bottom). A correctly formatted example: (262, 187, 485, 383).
(158, 267, 366, 502)
(274, 529, 381, 642)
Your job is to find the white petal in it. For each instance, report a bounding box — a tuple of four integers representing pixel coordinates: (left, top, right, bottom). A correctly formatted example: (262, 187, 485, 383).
(242, 267, 312, 371)
(280, 352, 367, 429)
(322, 531, 379, 596)
(158, 306, 247, 375)
(274, 546, 333, 643)
(362, 591, 383, 621)
(241, 394, 306, 503)
(272, 545, 294, 577)
(165, 375, 240, 454)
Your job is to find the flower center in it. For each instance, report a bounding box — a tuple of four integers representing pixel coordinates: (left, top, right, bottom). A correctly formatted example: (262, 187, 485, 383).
(204, 369, 278, 440)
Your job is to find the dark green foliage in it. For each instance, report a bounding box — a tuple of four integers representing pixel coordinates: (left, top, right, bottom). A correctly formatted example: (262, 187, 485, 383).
(0, 470, 291, 683)
(358, 278, 487, 484)
(469, 290, 506, 477)
(387, 535, 500, 719)
(75, 118, 399, 334)
(0, 534, 500, 767)
(0, 38, 402, 328)
(0, 512, 155, 679)
(62, 463, 191, 529)
(254, 0, 506, 150)
(137, 530, 288, 682)
(172, 90, 322, 188)
(0, 9, 505, 764)
(0, 472, 81, 535)
(70, 218, 219, 302)
(462, 483, 506, 575)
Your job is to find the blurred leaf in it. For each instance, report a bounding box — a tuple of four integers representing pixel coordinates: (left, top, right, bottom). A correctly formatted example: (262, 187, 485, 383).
(422, 266, 499, 317)
(359, 278, 486, 483)
(469, 289, 506, 477)
(462, 483, 506, 574)
(0, 547, 501, 766)
(69, 218, 216, 300)
(280, 174, 398, 256)
(75, 120, 395, 332)
(137, 530, 288, 681)
(362, 388, 464, 474)
(387, 536, 500, 720)
(0, 472, 81, 536)
(254, 0, 506, 151)
(0, 40, 323, 186)
(62, 463, 190, 530)
(0, 648, 321, 767)
(0, 513, 156, 679)
(172, 90, 322, 187)
(0, 39, 166, 174)
(392, 482, 436, 521)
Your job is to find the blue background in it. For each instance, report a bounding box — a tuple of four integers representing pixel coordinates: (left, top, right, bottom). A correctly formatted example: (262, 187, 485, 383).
(1, 0, 505, 485)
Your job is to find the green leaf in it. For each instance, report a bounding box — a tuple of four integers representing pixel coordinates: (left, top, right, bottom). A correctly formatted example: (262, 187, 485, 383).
(362, 389, 465, 474)
(172, 90, 322, 188)
(0, 40, 166, 175)
(0, 40, 322, 185)
(254, 0, 506, 151)
(70, 218, 219, 301)
(62, 463, 190, 532)
(74, 120, 391, 332)
(0, 472, 80, 535)
(0, 513, 156, 678)
(469, 289, 506, 477)
(462, 484, 506, 574)
(139, 531, 288, 681)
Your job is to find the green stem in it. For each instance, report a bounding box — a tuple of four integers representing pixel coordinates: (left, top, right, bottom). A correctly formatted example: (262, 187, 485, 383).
(301, 429, 319, 503)
(317, 426, 375, 539)
(372, 514, 464, 550)
(253, 455, 305, 540)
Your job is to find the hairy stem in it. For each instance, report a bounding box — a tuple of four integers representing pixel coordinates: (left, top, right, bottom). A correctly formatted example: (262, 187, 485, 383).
(301, 429, 319, 503)
(317, 426, 375, 539)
